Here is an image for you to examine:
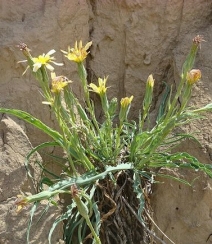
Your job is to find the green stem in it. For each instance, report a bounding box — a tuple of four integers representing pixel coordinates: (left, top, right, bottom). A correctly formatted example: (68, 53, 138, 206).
(177, 84, 192, 115)
(74, 195, 101, 244)
(77, 62, 100, 132)
(85, 216, 101, 244)
(139, 107, 148, 130)
(40, 66, 52, 100)
(53, 95, 77, 175)
(164, 76, 185, 122)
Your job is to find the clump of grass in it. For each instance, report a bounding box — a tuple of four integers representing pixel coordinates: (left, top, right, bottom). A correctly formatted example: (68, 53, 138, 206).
(1, 36, 212, 244)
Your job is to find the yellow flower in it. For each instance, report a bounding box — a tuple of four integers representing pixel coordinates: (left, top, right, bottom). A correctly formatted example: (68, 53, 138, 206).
(186, 69, 201, 85)
(32, 50, 63, 72)
(50, 72, 72, 93)
(89, 76, 108, 95)
(61, 41, 92, 63)
(120, 96, 134, 108)
(15, 194, 29, 212)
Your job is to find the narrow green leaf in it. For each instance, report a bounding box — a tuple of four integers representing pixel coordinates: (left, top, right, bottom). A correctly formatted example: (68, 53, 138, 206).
(27, 202, 39, 244)
(0, 108, 64, 145)
(193, 103, 212, 113)
(49, 163, 133, 191)
(156, 81, 171, 122)
(25, 141, 60, 178)
(133, 171, 145, 222)
(48, 203, 75, 244)
(35, 160, 61, 180)
(39, 177, 55, 190)
(157, 173, 191, 186)
(34, 202, 50, 225)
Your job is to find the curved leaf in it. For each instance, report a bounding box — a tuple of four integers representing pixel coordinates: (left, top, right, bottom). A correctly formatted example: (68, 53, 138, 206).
(49, 163, 133, 191)
(25, 141, 60, 178)
(27, 202, 39, 244)
(0, 108, 64, 145)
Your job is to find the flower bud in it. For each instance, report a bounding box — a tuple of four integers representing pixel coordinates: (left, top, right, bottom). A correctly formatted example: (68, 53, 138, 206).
(147, 74, 154, 88)
(186, 69, 201, 85)
(119, 96, 133, 123)
(143, 75, 154, 112)
(108, 97, 118, 116)
(120, 96, 134, 108)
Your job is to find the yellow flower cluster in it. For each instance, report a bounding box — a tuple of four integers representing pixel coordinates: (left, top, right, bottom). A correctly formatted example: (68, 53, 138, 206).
(89, 77, 108, 95)
(32, 50, 63, 72)
(61, 41, 92, 63)
(50, 72, 72, 93)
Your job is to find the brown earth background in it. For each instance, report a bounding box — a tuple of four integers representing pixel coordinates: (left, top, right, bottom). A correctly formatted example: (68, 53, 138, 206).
(0, 0, 212, 243)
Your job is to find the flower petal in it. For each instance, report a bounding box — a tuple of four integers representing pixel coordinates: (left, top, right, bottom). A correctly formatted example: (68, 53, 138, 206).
(46, 49, 56, 56)
(51, 61, 64, 66)
(51, 72, 56, 79)
(79, 40, 82, 49)
(85, 41, 92, 50)
(89, 83, 99, 93)
(75, 41, 78, 50)
(45, 63, 55, 71)
(61, 49, 68, 54)
(33, 63, 42, 72)
(22, 65, 30, 75)
(17, 60, 27, 63)
(42, 101, 52, 105)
